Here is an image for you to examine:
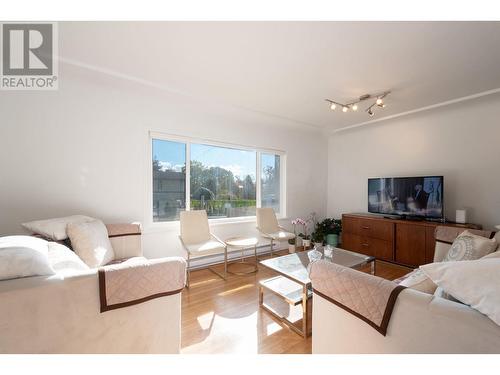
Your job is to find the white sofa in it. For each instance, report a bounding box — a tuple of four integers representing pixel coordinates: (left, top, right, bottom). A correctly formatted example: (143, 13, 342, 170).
(312, 228, 500, 354)
(0, 224, 186, 354)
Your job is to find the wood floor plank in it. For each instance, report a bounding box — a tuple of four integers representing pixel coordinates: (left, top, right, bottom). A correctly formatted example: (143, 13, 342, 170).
(181, 250, 411, 354)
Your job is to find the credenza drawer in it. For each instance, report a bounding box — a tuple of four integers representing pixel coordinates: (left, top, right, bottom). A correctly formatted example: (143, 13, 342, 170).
(342, 233, 393, 261)
(342, 216, 393, 242)
(357, 219, 393, 241)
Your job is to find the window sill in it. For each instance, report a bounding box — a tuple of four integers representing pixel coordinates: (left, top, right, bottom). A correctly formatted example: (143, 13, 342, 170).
(143, 215, 288, 234)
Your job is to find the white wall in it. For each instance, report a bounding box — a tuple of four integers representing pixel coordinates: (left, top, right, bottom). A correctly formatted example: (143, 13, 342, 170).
(327, 93, 500, 230)
(0, 62, 328, 259)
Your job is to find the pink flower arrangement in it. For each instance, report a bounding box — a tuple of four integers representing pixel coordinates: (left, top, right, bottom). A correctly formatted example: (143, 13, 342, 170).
(292, 213, 316, 240)
(291, 218, 307, 226)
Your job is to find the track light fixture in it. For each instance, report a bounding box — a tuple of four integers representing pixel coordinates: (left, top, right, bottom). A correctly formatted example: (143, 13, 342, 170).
(325, 91, 391, 117)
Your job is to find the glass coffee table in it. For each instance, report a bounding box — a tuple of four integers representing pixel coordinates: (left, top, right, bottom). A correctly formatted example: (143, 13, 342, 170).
(259, 247, 375, 338)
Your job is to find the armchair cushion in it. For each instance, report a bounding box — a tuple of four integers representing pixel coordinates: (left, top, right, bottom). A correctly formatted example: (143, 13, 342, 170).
(263, 231, 295, 241)
(185, 239, 225, 258)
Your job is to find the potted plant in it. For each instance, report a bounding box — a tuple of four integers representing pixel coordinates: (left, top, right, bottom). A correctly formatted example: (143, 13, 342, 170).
(288, 237, 296, 253)
(311, 231, 323, 248)
(311, 218, 343, 247)
(325, 219, 342, 247)
(291, 218, 306, 249)
(298, 213, 315, 249)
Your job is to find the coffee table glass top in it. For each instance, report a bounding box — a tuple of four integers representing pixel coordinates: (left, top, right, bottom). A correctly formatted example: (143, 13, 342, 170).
(259, 247, 375, 285)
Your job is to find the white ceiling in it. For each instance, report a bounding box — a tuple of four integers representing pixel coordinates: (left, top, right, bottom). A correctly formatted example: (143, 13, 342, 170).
(60, 22, 500, 131)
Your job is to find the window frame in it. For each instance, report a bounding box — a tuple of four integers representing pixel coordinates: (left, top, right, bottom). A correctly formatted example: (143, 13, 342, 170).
(146, 131, 287, 230)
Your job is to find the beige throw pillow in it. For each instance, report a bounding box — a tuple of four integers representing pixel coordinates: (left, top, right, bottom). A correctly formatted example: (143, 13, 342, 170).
(443, 230, 497, 262)
(421, 259, 500, 326)
(22, 215, 95, 241)
(67, 220, 115, 268)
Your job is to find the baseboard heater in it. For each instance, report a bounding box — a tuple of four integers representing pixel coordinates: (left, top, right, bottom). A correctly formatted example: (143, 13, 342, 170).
(187, 242, 286, 270)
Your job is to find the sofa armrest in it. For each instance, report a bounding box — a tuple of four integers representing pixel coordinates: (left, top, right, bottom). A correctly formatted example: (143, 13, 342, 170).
(106, 223, 143, 259)
(99, 256, 186, 311)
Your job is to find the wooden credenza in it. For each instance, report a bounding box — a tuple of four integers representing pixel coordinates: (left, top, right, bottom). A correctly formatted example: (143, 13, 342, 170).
(341, 213, 481, 267)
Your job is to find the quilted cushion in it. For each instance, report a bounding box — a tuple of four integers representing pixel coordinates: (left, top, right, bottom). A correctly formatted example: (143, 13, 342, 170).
(310, 260, 405, 335)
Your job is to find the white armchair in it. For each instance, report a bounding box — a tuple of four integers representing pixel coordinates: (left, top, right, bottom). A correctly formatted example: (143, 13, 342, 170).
(179, 210, 227, 287)
(256, 208, 295, 257)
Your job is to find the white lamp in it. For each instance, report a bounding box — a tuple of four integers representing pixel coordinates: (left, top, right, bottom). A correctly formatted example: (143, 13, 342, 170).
(455, 209, 467, 224)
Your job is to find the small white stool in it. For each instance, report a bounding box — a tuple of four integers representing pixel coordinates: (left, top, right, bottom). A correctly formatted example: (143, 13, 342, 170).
(225, 237, 259, 275)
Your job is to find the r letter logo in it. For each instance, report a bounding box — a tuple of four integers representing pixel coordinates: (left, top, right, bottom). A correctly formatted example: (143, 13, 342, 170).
(1, 22, 58, 90)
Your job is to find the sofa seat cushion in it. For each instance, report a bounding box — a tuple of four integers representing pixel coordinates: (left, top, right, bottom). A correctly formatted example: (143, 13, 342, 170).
(47, 242, 90, 275)
(186, 240, 226, 258)
(0, 236, 55, 280)
(421, 258, 500, 326)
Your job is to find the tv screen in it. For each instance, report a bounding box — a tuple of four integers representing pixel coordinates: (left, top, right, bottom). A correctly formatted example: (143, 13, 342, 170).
(368, 176, 444, 219)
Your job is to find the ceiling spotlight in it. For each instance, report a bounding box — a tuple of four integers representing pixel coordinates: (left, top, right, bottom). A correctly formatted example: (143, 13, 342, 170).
(325, 90, 390, 117)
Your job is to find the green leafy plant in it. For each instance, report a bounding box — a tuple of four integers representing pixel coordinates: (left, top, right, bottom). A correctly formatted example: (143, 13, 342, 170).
(298, 232, 310, 240)
(311, 218, 342, 244)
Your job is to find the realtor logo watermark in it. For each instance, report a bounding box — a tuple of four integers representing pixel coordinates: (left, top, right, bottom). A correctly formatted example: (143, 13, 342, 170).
(1, 22, 58, 90)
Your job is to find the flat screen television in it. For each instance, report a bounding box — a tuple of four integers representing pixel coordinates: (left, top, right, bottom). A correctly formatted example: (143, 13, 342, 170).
(368, 176, 444, 219)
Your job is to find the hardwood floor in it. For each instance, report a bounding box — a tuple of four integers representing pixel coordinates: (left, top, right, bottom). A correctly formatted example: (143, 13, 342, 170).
(181, 250, 411, 354)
